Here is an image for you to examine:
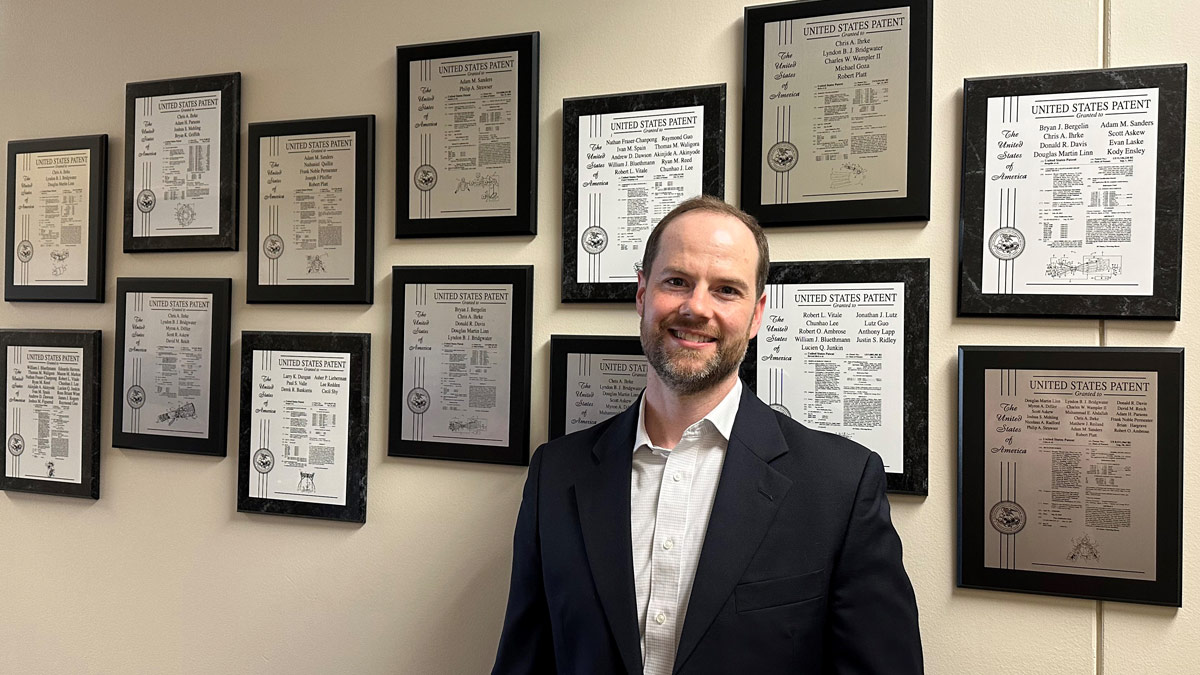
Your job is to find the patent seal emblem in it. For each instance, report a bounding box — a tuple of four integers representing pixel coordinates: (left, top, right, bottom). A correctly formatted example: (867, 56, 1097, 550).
(126, 384, 146, 409)
(407, 387, 431, 414)
(988, 227, 1025, 261)
(769, 403, 792, 418)
(16, 240, 33, 263)
(263, 234, 285, 259)
(581, 226, 608, 254)
(767, 141, 799, 173)
(136, 188, 156, 214)
(414, 165, 438, 192)
(989, 500, 1027, 535)
(7, 433, 25, 456)
(253, 448, 275, 474)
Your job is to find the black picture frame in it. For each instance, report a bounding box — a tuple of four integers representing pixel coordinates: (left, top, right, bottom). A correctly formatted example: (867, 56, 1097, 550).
(739, 258, 928, 494)
(6, 135, 107, 302)
(247, 115, 376, 304)
(958, 64, 1186, 319)
(389, 265, 533, 465)
(958, 346, 1183, 606)
(238, 331, 370, 523)
(548, 335, 646, 440)
(396, 32, 539, 238)
(111, 277, 232, 456)
(741, 0, 932, 225)
(1, 329, 101, 499)
(562, 83, 726, 302)
(123, 72, 240, 252)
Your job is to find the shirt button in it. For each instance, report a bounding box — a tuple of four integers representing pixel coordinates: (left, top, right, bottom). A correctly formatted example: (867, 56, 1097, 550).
(656, 612, 666, 625)
(672, 472, 682, 482)
(663, 539, 674, 550)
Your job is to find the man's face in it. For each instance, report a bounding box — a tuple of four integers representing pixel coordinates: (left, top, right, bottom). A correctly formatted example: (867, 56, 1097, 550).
(636, 210, 765, 396)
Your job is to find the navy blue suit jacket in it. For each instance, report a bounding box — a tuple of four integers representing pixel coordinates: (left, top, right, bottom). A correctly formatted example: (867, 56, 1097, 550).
(493, 387, 922, 674)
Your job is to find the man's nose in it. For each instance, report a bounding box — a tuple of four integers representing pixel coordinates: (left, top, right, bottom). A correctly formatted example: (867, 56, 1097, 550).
(680, 287, 714, 319)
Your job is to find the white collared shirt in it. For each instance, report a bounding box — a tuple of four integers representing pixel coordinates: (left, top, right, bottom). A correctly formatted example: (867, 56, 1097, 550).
(631, 378, 741, 675)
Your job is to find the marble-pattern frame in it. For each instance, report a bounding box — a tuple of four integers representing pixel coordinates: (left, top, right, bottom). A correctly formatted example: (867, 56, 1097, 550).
(561, 83, 726, 303)
(237, 331, 370, 523)
(740, 258, 929, 494)
(958, 64, 1186, 319)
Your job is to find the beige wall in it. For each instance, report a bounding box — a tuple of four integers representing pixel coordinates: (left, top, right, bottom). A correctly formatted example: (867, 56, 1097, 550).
(0, 0, 1194, 672)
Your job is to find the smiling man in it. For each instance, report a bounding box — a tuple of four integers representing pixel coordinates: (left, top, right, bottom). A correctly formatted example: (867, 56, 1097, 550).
(493, 196, 922, 674)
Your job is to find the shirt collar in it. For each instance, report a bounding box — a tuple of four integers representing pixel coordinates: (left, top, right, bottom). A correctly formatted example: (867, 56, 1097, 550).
(634, 377, 743, 454)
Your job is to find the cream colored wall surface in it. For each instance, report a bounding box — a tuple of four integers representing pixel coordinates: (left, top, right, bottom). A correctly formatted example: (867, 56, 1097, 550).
(0, 0, 1192, 673)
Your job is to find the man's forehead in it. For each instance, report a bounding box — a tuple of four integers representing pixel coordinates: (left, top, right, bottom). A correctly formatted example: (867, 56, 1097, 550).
(657, 210, 757, 260)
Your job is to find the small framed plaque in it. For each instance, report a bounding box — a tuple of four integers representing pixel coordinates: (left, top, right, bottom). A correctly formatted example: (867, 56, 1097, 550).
(112, 277, 232, 456)
(740, 258, 929, 494)
(958, 346, 1183, 606)
(238, 331, 370, 523)
(248, 115, 376, 303)
(563, 83, 726, 302)
(124, 72, 240, 252)
(397, 32, 539, 238)
(6, 135, 107, 302)
(548, 335, 647, 440)
(741, 0, 932, 225)
(1, 330, 101, 499)
(958, 65, 1186, 319)
(389, 265, 532, 465)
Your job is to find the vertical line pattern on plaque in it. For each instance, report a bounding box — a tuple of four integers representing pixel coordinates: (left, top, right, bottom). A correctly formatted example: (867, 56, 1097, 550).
(771, 20, 794, 205)
(410, 283, 427, 441)
(8, 345, 20, 477)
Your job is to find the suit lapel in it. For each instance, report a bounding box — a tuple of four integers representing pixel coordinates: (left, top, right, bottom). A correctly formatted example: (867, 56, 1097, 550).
(573, 403, 643, 675)
(673, 389, 793, 672)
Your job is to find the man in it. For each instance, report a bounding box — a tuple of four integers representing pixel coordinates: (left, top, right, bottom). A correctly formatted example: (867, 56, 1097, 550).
(493, 196, 922, 674)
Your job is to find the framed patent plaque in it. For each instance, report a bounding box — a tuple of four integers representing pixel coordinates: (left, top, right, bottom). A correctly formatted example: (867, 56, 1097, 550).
(112, 277, 232, 456)
(6, 135, 107, 302)
(1, 330, 101, 499)
(397, 32, 539, 238)
(548, 335, 646, 440)
(389, 265, 532, 465)
(958, 346, 1183, 606)
(124, 72, 240, 251)
(563, 83, 726, 302)
(958, 65, 1186, 319)
(238, 331, 370, 523)
(248, 115, 376, 303)
(741, 0, 932, 225)
(740, 258, 929, 494)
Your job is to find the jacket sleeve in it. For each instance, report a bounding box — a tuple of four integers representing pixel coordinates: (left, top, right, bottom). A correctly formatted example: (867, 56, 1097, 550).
(492, 445, 555, 673)
(825, 451, 923, 674)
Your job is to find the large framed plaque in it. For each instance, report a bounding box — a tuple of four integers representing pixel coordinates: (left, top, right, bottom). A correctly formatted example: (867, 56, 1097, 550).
(397, 32, 539, 238)
(548, 335, 647, 440)
(6, 135, 107, 302)
(112, 277, 232, 456)
(958, 64, 1186, 319)
(238, 331, 370, 523)
(741, 0, 932, 226)
(124, 72, 240, 252)
(563, 84, 726, 302)
(958, 346, 1183, 606)
(1, 330, 101, 499)
(740, 258, 928, 494)
(248, 115, 375, 304)
(389, 265, 532, 465)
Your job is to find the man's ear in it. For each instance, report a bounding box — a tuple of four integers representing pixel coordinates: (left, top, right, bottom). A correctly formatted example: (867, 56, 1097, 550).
(635, 269, 647, 318)
(748, 289, 766, 337)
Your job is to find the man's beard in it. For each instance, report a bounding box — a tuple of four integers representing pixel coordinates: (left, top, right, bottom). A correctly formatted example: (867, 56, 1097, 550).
(640, 315, 751, 396)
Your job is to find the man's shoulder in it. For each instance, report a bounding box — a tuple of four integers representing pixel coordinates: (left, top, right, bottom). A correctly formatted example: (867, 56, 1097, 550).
(531, 411, 630, 479)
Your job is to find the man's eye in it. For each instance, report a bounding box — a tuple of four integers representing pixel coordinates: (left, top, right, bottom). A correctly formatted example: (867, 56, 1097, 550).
(664, 278, 685, 287)
(718, 286, 739, 296)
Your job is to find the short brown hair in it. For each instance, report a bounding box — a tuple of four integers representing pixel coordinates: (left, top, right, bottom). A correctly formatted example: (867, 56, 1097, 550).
(640, 195, 770, 296)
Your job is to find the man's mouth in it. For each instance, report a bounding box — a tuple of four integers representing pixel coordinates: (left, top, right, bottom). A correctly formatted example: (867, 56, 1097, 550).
(669, 328, 717, 344)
